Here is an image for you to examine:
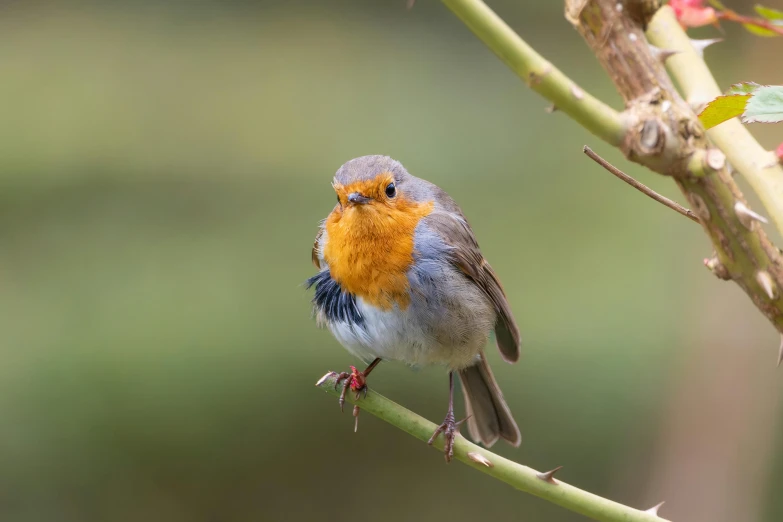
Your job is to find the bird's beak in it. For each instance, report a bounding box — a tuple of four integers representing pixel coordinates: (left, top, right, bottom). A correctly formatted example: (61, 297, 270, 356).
(347, 192, 372, 205)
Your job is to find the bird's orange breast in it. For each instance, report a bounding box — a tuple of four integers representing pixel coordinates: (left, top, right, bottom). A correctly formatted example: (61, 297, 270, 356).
(324, 196, 434, 310)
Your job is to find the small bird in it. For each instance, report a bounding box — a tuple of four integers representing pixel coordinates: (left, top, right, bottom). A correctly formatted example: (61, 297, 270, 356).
(307, 155, 521, 461)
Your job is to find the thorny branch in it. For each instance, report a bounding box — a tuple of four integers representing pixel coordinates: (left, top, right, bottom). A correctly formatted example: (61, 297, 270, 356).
(316, 373, 667, 522)
(440, 0, 783, 358)
(564, 0, 783, 351)
(645, 7, 783, 241)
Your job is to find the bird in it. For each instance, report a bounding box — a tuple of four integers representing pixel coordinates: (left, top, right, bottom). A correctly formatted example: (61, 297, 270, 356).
(307, 155, 521, 461)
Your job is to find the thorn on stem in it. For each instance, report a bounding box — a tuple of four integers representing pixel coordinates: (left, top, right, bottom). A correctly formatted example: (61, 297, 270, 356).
(690, 38, 722, 58)
(647, 44, 679, 63)
(756, 270, 778, 301)
(353, 405, 360, 433)
(536, 465, 563, 485)
(545, 104, 558, 113)
(734, 201, 768, 230)
(315, 372, 335, 387)
(778, 334, 783, 368)
(645, 501, 665, 516)
(467, 452, 494, 468)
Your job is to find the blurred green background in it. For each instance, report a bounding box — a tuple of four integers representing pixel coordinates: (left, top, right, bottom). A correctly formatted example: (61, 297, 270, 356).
(1, 1, 782, 521)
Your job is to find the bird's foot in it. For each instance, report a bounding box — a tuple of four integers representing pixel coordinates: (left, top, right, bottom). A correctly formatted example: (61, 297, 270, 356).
(329, 365, 369, 412)
(428, 409, 468, 463)
(316, 359, 381, 433)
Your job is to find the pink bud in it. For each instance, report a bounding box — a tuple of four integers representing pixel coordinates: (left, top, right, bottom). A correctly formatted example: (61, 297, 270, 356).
(670, 0, 718, 27)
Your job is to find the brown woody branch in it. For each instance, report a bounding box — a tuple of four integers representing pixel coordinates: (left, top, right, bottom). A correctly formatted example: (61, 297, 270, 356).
(565, 0, 783, 338)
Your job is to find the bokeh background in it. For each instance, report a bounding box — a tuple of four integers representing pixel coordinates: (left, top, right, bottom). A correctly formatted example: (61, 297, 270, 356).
(1, 1, 782, 521)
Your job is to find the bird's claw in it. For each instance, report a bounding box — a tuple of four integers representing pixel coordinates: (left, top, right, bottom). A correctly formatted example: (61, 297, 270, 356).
(333, 366, 368, 413)
(321, 359, 382, 434)
(428, 412, 469, 463)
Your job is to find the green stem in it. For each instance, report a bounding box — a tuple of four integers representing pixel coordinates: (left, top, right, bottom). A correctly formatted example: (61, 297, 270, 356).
(440, 0, 627, 147)
(316, 373, 665, 522)
(646, 6, 783, 238)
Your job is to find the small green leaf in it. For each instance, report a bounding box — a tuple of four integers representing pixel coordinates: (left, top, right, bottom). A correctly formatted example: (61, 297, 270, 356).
(755, 5, 783, 21)
(727, 82, 761, 95)
(743, 23, 780, 36)
(708, 0, 727, 9)
(742, 85, 783, 124)
(698, 94, 752, 129)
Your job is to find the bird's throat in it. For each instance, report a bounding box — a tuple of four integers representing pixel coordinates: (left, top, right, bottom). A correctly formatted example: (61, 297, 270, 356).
(324, 199, 434, 310)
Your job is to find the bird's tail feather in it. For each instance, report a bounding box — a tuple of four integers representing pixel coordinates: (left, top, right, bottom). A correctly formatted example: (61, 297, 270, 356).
(458, 352, 521, 447)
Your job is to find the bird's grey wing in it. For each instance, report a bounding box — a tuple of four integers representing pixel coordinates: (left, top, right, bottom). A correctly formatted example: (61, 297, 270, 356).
(424, 209, 520, 363)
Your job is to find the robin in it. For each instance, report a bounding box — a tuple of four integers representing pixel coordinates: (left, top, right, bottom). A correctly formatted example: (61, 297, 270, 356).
(307, 155, 521, 461)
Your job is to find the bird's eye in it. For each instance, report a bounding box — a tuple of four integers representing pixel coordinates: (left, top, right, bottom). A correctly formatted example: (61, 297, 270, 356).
(385, 182, 396, 198)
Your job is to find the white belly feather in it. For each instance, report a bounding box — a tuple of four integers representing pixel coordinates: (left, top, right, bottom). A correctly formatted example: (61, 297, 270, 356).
(327, 287, 492, 371)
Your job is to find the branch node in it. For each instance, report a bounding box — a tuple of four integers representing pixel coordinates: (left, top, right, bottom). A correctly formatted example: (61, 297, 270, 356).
(571, 85, 585, 100)
(644, 501, 665, 517)
(706, 148, 726, 172)
(735, 201, 769, 230)
(757, 270, 778, 301)
(527, 64, 553, 86)
(536, 465, 563, 485)
(638, 118, 665, 155)
(704, 256, 731, 280)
